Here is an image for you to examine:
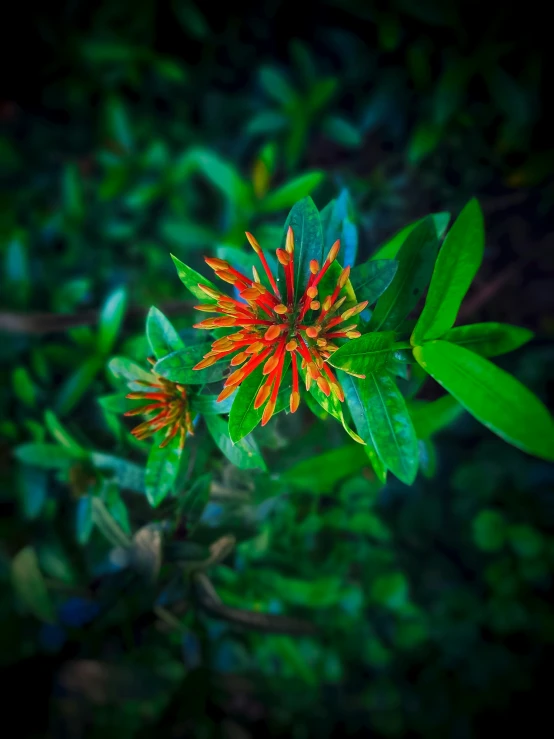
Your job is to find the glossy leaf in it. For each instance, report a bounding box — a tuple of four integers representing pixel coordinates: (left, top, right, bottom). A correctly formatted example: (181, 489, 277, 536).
(339, 373, 388, 483)
(349, 259, 398, 305)
(414, 341, 554, 461)
(409, 395, 464, 439)
(191, 392, 236, 415)
(97, 287, 127, 355)
(11, 546, 55, 623)
(441, 322, 533, 357)
(108, 356, 154, 391)
(171, 254, 219, 301)
(228, 361, 290, 443)
(329, 331, 395, 376)
(154, 344, 226, 384)
(412, 199, 484, 343)
(260, 172, 324, 212)
(280, 197, 324, 295)
(146, 306, 185, 359)
(305, 372, 365, 445)
(371, 212, 450, 261)
(205, 414, 266, 471)
(369, 218, 439, 331)
(361, 372, 419, 485)
(145, 433, 187, 507)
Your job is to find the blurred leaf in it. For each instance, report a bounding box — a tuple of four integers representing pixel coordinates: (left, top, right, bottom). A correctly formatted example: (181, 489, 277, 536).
(56, 356, 103, 416)
(259, 66, 297, 107)
(19, 466, 48, 520)
(473, 510, 506, 552)
(507, 524, 543, 558)
(280, 197, 324, 295)
(414, 341, 554, 461)
(92, 453, 145, 493)
(371, 213, 450, 261)
(246, 111, 288, 136)
(205, 414, 266, 471)
(350, 259, 398, 305)
(187, 148, 251, 208)
(146, 307, 185, 359)
(12, 366, 38, 408)
(369, 218, 439, 331)
(5, 231, 30, 305)
(323, 116, 363, 147)
(44, 410, 87, 458)
(329, 331, 395, 376)
(418, 438, 437, 478)
(171, 254, 219, 301)
(441, 323, 533, 357)
(409, 395, 464, 438)
(145, 434, 186, 507)
(154, 345, 226, 384)
(172, 0, 209, 38)
(14, 443, 77, 470)
(91, 498, 131, 549)
(105, 96, 133, 153)
(412, 200, 484, 343)
(97, 287, 127, 356)
(408, 120, 443, 164)
(131, 525, 162, 581)
(260, 172, 324, 212)
(62, 164, 84, 222)
(11, 547, 56, 623)
(108, 356, 153, 391)
(282, 443, 368, 492)
(98, 393, 130, 414)
(308, 77, 338, 111)
(340, 374, 388, 483)
(360, 371, 419, 485)
(191, 392, 236, 415)
(76, 496, 94, 545)
(371, 572, 409, 609)
(180, 473, 211, 534)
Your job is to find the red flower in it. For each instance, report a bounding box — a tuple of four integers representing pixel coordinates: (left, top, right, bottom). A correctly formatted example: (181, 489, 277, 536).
(124, 359, 194, 447)
(192, 229, 367, 426)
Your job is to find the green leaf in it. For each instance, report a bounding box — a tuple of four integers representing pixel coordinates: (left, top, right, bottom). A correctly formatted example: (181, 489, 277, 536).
(91, 498, 131, 549)
(11, 547, 56, 623)
(14, 443, 77, 470)
(12, 366, 38, 408)
(44, 410, 88, 458)
(369, 218, 439, 331)
(507, 524, 543, 558)
(205, 414, 266, 470)
(413, 341, 554, 461)
(62, 163, 84, 221)
(76, 496, 94, 544)
(98, 393, 129, 414)
(280, 197, 324, 295)
(360, 372, 419, 485)
(440, 323, 533, 357)
(145, 434, 186, 507)
(371, 212, 450, 261)
(264, 572, 344, 608)
(371, 572, 409, 609)
(412, 199, 484, 343)
(55, 355, 103, 415)
(180, 474, 211, 534)
(409, 395, 464, 438)
(191, 393, 236, 415)
(260, 172, 324, 212)
(281, 443, 368, 493)
(349, 259, 398, 305)
(171, 254, 219, 301)
(328, 331, 395, 376)
(146, 306, 185, 359)
(259, 66, 297, 107)
(228, 361, 290, 443)
(154, 344, 226, 384)
(339, 374, 388, 483)
(472, 510, 506, 552)
(418, 438, 437, 479)
(186, 148, 251, 208)
(323, 115, 363, 147)
(109, 354, 154, 387)
(304, 371, 365, 445)
(97, 287, 127, 355)
(91, 453, 145, 493)
(19, 467, 48, 520)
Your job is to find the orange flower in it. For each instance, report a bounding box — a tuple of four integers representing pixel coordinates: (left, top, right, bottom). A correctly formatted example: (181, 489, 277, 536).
(124, 359, 194, 448)
(192, 229, 367, 425)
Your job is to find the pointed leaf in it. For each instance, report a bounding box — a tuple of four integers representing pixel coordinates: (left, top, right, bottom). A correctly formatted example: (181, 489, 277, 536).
(413, 341, 554, 461)
(11, 547, 56, 623)
(369, 218, 439, 331)
(441, 322, 533, 357)
(360, 372, 419, 485)
(412, 199, 484, 343)
(145, 433, 187, 507)
(146, 307, 185, 359)
(97, 287, 127, 355)
(280, 197, 324, 295)
(205, 414, 266, 470)
(304, 371, 365, 445)
(108, 357, 153, 391)
(91, 498, 131, 549)
(14, 443, 77, 469)
(154, 344, 226, 384)
(339, 373, 388, 483)
(349, 259, 398, 305)
(44, 410, 88, 458)
(371, 212, 450, 260)
(76, 496, 94, 544)
(409, 395, 464, 438)
(171, 254, 219, 301)
(328, 331, 395, 376)
(260, 172, 324, 212)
